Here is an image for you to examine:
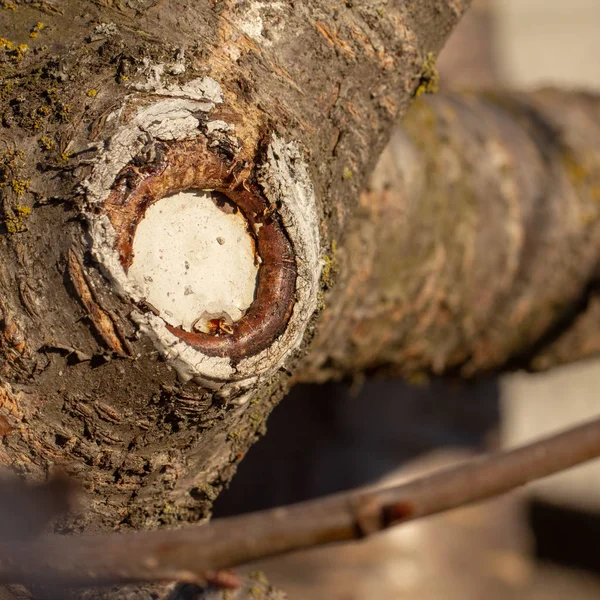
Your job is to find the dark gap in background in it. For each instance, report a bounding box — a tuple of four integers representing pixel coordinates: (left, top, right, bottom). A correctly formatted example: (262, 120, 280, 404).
(530, 499, 600, 575)
(213, 378, 500, 517)
(215, 378, 600, 581)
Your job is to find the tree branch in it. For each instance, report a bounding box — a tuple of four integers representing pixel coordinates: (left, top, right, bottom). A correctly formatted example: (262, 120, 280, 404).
(1, 416, 600, 590)
(301, 88, 600, 382)
(0, 0, 470, 532)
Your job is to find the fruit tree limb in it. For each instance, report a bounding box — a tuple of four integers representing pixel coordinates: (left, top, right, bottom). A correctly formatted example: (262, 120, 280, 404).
(1, 415, 600, 589)
(301, 89, 600, 382)
(0, 0, 470, 531)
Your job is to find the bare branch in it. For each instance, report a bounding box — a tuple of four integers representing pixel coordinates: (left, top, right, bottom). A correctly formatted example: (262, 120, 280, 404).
(1, 416, 600, 590)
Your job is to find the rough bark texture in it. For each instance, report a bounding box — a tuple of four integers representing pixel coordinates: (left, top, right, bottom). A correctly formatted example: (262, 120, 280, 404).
(0, 0, 469, 533)
(299, 89, 600, 382)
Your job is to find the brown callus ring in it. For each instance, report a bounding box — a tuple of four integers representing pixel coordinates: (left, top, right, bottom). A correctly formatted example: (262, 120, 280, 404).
(103, 139, 297, 362)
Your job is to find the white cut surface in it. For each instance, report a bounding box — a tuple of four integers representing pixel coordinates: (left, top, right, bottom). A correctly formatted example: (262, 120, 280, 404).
(129, 191, 258, 331)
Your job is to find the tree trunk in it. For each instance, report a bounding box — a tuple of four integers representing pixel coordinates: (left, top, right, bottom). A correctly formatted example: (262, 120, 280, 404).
(0, 0, 470, 532)
(2, 0, 600, 542)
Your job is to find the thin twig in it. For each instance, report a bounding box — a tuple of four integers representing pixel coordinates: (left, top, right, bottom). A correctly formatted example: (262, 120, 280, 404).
(2, 416, 600, 588)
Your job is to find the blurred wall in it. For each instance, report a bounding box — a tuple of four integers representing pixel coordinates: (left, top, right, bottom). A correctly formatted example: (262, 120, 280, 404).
(497, 0, 600, 89)
(497, 0, 600, 510)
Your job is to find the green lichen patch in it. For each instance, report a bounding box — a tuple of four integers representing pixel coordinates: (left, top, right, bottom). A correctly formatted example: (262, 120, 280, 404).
(28, 21, 44, 38)
(10, 177, 29, 195)
(0, 148, 32, 233)
(0, 37, 28, 60)
(562, 151, 590, 184)
(1, 79, 74, 130)
(38, 135, 55, 151)
(321, 239, 339, 287)
(0, 148, 25, 184)
(3, 203, 31, 233)
(414, 51, 439, 97)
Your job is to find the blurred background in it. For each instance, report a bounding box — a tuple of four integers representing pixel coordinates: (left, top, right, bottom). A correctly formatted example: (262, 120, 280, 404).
(213, 1, 600, 598)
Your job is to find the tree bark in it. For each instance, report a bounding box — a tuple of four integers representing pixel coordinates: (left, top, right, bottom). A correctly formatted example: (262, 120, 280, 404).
(0, 0, 470, 533)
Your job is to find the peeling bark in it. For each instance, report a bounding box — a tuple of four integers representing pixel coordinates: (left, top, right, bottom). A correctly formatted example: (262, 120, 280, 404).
(0, 0, 469, 533)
